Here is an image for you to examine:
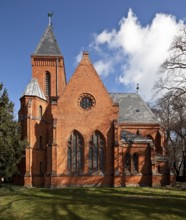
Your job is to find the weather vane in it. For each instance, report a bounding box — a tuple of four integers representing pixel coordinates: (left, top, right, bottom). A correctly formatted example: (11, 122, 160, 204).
(48, 12, 53, 26)
(136, 83, 139, 94)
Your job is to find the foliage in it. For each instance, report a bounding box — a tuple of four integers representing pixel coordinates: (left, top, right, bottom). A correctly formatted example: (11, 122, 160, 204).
(0, 83, 26, 180)
(0, 186, 186, 220)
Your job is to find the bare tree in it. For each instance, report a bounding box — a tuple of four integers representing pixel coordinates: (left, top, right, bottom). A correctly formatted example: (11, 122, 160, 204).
(152, 92, 186, 177)
(153, 25, 186, 178)
(155, 26, 186, 97)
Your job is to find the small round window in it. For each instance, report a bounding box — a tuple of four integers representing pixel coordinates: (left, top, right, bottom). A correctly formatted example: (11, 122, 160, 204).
(78, 93, 95, 110)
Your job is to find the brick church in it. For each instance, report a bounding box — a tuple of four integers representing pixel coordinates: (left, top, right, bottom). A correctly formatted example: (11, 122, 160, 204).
(18, 17, 175, 188)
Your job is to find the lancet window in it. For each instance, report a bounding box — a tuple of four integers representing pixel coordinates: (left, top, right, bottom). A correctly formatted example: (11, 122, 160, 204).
(89, 131, 105, 173)
(67, 131, 84, 173)
(45, 71, 51, 97)
(39, 105, 42, 118)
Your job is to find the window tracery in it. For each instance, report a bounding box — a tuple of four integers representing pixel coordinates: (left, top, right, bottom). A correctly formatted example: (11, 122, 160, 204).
(67, 131, 84, 173)
(78, 93, 95, 110)
(89, 131, 105, 173)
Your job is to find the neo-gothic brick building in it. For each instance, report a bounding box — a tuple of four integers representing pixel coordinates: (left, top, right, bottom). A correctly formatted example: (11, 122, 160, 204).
(17, 20, 175, 188)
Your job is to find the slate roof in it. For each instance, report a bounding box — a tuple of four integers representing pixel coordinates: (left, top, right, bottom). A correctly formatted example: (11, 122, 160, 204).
(110, 93, 158, 124)
(33, 24, 62, 56)
(21, 78, 46, 100)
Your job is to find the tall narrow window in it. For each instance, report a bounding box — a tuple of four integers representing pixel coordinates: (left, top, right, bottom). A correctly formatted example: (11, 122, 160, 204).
(67, 130, 84, 173)
(133, 153, 138, 172)
(45, 71, 51, 97)
(155, 131, 162, 154)
(78, 147, 83, 170)
(100, 147, 104, 172)
(89, 146, 93, 171)
(67, 147, 72, 170)
(125, 152, 131, 172)
(89, 131, 105, 173)
(39, 105, 42, 118)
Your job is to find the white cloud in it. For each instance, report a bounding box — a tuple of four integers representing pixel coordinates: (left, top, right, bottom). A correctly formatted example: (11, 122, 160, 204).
(74, 48, 84, 65)
(94, 60, 113, 77)
(90, 9, 183, 101)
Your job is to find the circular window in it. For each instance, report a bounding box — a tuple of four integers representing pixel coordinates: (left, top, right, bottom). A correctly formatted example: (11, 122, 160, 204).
(78, 93, 95, 110)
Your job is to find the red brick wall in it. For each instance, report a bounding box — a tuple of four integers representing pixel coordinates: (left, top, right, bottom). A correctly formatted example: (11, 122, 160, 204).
(31, 56, 66, 97)
(55, 52, 118, 177)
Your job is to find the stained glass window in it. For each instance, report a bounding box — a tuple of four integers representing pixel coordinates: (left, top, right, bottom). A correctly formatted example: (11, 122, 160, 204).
(67, 131, 84, 173)
(78, 93, 95, 110)
(89, 131, 105, 173)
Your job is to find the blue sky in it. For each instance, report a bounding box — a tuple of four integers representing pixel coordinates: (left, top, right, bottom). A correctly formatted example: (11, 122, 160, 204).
(1, 0, 186, 116)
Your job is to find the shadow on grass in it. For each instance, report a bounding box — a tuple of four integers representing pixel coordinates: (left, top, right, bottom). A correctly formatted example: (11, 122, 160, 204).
(0, 185, 186, 220)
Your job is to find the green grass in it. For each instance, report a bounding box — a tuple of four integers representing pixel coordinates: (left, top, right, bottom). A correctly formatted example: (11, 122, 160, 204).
(0, 185, 186, 220)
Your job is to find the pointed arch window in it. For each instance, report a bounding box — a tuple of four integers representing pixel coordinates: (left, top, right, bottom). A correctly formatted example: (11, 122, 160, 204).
(67, 131, 84, 173)
(45, 71, 51, 97)
(89, 131, 105, 173)
(39, 105, 42, 118)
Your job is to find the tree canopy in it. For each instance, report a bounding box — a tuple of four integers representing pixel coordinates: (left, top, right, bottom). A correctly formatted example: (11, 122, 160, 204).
(0, 83, 26, 180)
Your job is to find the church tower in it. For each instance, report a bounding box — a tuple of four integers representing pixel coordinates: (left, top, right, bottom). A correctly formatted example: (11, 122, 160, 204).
(19, 14, 66, 187)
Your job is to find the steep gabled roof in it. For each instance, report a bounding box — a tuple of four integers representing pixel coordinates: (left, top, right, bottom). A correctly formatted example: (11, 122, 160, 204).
(33, 25, 62, 56)
(21, 78, 46, 100)
(110, 93, 158, 124)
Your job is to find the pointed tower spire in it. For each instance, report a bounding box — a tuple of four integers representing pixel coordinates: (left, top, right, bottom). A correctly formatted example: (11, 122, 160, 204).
(33, 12, 61, 56)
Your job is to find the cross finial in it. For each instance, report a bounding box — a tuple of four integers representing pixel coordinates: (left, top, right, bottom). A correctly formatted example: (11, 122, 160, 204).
(48, 12, 53, 26)
(136, 83, 139, 94)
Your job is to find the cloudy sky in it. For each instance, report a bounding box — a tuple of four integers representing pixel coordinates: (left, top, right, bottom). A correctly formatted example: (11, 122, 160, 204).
(1, 0, 186, 115)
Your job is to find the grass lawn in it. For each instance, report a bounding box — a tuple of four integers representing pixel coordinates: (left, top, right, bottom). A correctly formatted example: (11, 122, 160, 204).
(0, 185, 186, 220)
